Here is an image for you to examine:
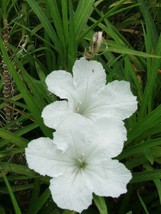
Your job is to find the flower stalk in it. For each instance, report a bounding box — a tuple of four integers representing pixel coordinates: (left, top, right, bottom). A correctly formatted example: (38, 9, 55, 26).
(94, 195, 108, 214)
(1, 19, 19, 130)
(2, 19, 14, 123)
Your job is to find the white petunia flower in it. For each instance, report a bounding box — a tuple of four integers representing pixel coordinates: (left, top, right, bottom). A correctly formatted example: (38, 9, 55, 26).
(25, 116, 132, 213)
(42, 57, 137, 129)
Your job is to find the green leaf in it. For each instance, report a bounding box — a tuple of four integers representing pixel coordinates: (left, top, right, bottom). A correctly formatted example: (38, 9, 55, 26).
(126, 105, 161, 145)
(74, 0, 95, 40)
(0, 163, 36, 177)
(107, 40, 161, 58)
(118, 138, 161, 160)
(144, 163, 161, 204)
(3, 174, 22, 214)
(94, 195, 108, 214)
(26, 0, 60, 49)
(0, 35, 52, 137)
(63, 211, 76, 214)
(68, 0, 77, 70)
(137, 191, 150, 214)
(0, 128, 27, 148)
(27, 188, 51, 214)
(132, 170, 161, 183)
(0, 205, 5, 214)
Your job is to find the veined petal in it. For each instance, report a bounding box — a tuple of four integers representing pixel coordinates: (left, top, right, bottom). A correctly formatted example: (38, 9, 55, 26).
(50, 170, 92, 213)
(86, 157, 132, 198)
(25, 137, 73, 177)
(26, 113, 132, 213)
(41, 101, 74, 129)
(45, 70, 77, 101)
(53, 114, 93, 153)
(84, 80, 137, 121)
(53, 115, 126, 158)
(73, 57, 106, 99)
(90, 118, 127, 158)
(99, 80, 137, 120)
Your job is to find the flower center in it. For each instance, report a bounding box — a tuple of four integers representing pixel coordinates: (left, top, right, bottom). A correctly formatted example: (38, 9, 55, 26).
(75, 103, 89, 117)
(76, 153, 87, 169)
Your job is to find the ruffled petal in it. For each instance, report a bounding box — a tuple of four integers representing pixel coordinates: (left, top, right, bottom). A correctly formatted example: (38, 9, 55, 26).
(53, 114, 93, 153)
(86, 156, 132, 198)
(41, 101, 74, 129)
(90, 118, 127, 158)
(73, 57, 106, 100)
(99, 80, 137, 119)
(25, 137, 73, 177)
(50, 170, 92, 213)
(85, 80, 137, 120)
(45, 70, 77, 102)
(53, 115, 126, 158)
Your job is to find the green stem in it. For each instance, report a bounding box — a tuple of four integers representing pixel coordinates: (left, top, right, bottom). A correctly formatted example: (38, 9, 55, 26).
(94, 195, 108, 214)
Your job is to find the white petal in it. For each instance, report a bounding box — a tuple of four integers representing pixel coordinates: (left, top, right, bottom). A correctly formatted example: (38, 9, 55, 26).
(41, 101, 73, 129)
(99, 80, 137, 119)
(73, 57, 106, 99)
(84, 80, 137, 121)
(53, 115, 126, 158)
(45, 70, 77, 101)
(86, 156, 132, 198)
(91, 118, 127, 158)
(25, 137, 73, 177)
(53, 114, 127, 158)
(53, 115, 93, 153)
(50, 171, 92, 213)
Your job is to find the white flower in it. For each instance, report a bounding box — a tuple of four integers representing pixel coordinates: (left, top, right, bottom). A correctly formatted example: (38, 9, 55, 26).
(42, 57, 137, 129)
(25, 115, 132, 213)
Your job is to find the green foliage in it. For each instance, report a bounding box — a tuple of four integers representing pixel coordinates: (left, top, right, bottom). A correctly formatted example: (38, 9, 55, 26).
(94, 195, 108, 214)
(0, 0, 161, 213)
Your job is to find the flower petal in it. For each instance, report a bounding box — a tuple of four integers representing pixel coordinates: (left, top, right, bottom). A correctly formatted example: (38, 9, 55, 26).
(53, 114, 93, 153)
(25, 137, 73, 177)
(53, 113, 127, 158)
(45, 70, 77, 101)
(53, 115, 126, 158)
(41, 100, 74, 129)
(99, 80, 137, 119)
(86, 80, 137, 120)
(90, 118, 127, 158)
(73, 57, 106, 99)
(50, 171, 92, 213)
(86, 156, 132, 198)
